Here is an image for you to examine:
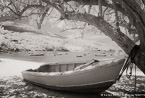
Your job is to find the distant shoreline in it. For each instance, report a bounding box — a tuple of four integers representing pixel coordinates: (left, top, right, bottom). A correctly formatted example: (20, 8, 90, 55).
(0, 50, 115, 62)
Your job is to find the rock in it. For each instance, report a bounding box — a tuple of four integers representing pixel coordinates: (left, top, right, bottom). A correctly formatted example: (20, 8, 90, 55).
(76, 55, 82, 57)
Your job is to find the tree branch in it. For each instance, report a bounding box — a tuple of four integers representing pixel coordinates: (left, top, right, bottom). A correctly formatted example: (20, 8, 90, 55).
(61, 27, 85, 32)
(98, 0, 103, 17)
(64, 0, 126, 14)
(42, 0, 135, 54)
(5, 6, 20, 16)
(41, 0, 66, 18)
(65, 12, 135, 54)
(19, 4, 45, 16)
(4, 4, 45, 19)
(142, 0, 145, 5)
(118, 0, 145, 48)
(37, 5, 51, 29)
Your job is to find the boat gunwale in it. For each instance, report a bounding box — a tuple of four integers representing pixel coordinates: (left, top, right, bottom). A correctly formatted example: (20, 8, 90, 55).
(22, 58, 125, 77)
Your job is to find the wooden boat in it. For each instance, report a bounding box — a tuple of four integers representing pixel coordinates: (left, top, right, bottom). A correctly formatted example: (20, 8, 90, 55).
(22, 56, 125, 93)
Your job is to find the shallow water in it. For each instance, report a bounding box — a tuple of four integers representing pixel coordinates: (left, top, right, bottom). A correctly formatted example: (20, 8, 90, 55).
(0, 51, 143, 76)
(0, 50, 114, 62)
(0, 51, 110, 76)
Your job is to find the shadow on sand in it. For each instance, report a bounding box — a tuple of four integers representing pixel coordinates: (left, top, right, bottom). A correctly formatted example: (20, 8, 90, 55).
(26, 82, 120, 98)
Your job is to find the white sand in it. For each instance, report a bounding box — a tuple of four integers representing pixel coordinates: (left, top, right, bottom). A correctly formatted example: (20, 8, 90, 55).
(0, 58, 44, 77)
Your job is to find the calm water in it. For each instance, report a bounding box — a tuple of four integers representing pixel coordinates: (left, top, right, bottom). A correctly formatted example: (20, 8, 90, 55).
(0, 51, 111, 76)
(0, 50, 113, 62)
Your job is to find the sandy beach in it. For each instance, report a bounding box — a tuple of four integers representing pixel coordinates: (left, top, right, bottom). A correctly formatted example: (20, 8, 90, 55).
(0, 58, 43, 76)
(0, 52, 145, 98)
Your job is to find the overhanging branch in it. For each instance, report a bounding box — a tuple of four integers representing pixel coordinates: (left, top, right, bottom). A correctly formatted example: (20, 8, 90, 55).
(117, 0, 145, 48)
(65, 12, 135, 54)
(41, 0, 135, 54)
(64, 0, 126, 15)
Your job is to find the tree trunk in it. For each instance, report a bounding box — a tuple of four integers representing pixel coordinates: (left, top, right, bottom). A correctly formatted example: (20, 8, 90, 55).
(135, 50, 145, 74)
(117, 0, 145, 74)
(37, 6, 50, 29)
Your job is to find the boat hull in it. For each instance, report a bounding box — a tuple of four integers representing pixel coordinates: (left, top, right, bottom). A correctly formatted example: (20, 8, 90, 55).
(22, 57, 125, 93)
(24, 79, 114, 93)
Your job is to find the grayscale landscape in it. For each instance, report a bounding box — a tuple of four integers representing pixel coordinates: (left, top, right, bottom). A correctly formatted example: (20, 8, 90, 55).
(0, 0, 145, 98)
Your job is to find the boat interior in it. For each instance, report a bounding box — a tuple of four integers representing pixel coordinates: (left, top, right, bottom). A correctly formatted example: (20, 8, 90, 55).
(27, 60, 99, 72)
